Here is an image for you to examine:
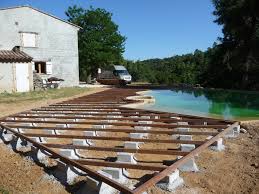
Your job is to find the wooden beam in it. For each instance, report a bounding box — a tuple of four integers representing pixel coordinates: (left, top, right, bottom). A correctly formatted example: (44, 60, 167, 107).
(75, 159, 167, 171)
(1, 119, 227, 129)
(6, 125, 219, 136)
(43, 143, 190, 156)
(9, 114, 226, 124)
(25, 133, 210, 146)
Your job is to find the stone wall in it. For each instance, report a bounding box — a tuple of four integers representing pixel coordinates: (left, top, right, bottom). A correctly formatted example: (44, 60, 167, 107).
(0, 6, 80, 87)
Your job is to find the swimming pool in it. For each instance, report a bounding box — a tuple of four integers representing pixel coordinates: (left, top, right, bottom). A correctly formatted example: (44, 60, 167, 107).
(138, 89, 259, 120)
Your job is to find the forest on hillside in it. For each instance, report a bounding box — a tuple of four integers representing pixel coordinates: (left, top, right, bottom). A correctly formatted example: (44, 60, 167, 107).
(67, 0, 259, 90)
(124, 0, 259, 90)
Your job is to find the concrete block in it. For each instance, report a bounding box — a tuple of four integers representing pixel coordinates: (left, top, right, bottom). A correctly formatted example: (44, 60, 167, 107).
(43, 129, 60, 140)
(54, 114, 65, 116)
(138, 120, 153, 125)
(15, 138, 31, 152)
(21, 122, 36, 127)
(154, 116, 160, 119)
(124, 142, 140, 149)
(206, 136, 225, 151)
(30, 137, 47, 144)
(156, 169, 184, 192)
(6, 117, 17, 120)
(177, 156, 199, 172)
(85, 115, 94, 118)
(60, 149, 79, 160)
(225, 125, 240, 138)
(75, 114, 85, 118)
(73, 139, 90, 146)
(101, 119, 117, 123)
(44, 129, 61, 135)
(84, 131, 97, 136)
(140, 116, 150, 119)
(134, 126, 150, 137)
(110, 112, 121, 114)
(86, 171, 116, 194)
(172, 134, 180, 140)
(129, 133, 143, 139)
(83, 131, 96, 145)
(73, 118, 85, 122)
(19, 114, 28, 116)
(179, 135, 192, 141)
(66, 165, 85, 185)
(36, 149, 57, 167)
(0, 129, 13, 142)
(107, 115, 122, 118)
(117, 152, 137, 164)
(56, 124, 70, 128)
(88, 111, 98, 114)
(13, 128, 25, 134)
(37, 149, 49, 162)
(92, 125, 106, 129)
(41, 118, 52, 121)
(177, 122, 188, 125)
(134, 126, 151, 130)
(180, 144, 195, 152)
(102, 167, 128, 184)
(170, 116, 181, 120)
(177, 127, 190, 132)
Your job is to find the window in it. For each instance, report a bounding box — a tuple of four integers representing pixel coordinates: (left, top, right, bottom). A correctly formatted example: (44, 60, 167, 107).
(34, 61, 52, 75)
(21, 32, 37, 47)
(34, 62, 46, 74)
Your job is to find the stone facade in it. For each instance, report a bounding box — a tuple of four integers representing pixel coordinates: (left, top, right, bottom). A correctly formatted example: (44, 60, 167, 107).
(0, 6, 80, 87)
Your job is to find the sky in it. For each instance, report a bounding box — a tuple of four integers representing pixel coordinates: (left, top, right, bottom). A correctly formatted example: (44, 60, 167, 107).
(0, 0, 222, 60)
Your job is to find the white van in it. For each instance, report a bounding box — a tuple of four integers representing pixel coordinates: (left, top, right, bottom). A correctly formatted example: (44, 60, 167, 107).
(113, 65, 132, 84)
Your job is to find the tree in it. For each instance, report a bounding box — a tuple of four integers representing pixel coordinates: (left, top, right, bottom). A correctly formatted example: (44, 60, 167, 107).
(212, 0, 259, 89)
(66, 6, 126, 81)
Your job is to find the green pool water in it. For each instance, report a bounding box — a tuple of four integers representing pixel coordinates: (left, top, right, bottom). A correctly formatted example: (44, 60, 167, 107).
(138, 89, 259, 120)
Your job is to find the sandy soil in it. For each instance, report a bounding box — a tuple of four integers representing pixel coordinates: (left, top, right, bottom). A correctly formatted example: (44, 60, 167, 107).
(0, 88, 258, 194)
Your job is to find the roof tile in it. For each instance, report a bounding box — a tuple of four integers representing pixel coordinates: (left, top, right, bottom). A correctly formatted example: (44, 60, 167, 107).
(0, 49, 33, 63)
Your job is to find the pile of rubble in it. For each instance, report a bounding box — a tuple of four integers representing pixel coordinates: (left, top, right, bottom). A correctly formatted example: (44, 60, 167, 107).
(33, 71, 44, 91)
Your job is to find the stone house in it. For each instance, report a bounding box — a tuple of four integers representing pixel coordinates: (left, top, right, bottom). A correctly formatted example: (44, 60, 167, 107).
(0, 6, 81, 89)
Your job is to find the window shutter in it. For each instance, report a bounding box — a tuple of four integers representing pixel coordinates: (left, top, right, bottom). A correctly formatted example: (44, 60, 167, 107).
(32, 62, 35, 71)
(22, 33, 36, 47)
(46, 62, 53, 75)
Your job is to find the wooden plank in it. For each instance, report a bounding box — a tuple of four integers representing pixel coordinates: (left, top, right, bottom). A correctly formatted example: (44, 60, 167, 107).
(75, 159, 166, 171)
(9, 114, 226, 124)
(1, 119, 227, 129)
(16, 110, 175, 118)
(43, 143, 190, 156)
(5, 125, 219, 136)
(24, 133, 210, 146)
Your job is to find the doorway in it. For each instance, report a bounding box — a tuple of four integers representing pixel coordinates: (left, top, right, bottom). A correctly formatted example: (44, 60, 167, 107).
(15, 63, 30, 92)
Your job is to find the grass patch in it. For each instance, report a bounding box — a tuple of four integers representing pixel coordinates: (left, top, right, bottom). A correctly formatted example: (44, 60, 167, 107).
(0, 187, 9, 194)
(0, 87, 91, 104)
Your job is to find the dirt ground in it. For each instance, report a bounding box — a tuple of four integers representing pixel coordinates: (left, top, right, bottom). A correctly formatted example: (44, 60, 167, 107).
(0, 87, 107, 194)
(0, 88, 258, 194)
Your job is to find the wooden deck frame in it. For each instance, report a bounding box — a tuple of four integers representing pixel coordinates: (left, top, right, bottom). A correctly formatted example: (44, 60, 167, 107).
(0, 88, 238, 194)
